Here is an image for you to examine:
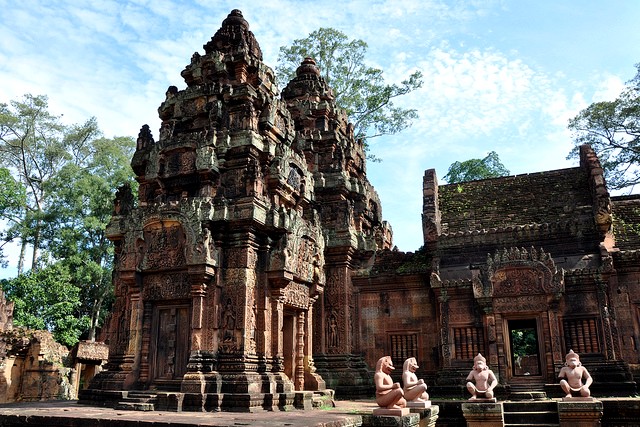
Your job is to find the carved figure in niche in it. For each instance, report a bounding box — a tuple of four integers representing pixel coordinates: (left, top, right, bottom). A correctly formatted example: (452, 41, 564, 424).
(374, 356, 406, 409)
(328, 313, 338, 348)
(466, 353, 498, 400)
(221, 298, 236, 342)
(559, 349, 593, 398)
(402, 357, 429, 402)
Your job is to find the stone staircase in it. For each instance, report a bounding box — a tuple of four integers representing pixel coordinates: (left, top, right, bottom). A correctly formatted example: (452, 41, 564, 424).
(503, 400, 559, 427)
(508, 382, 547, 400)
(115, 391, 158, 411)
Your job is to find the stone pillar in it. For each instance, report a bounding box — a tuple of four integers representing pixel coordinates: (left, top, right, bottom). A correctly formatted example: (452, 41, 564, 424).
(596, 279, 617, 360)
(462, 402, 504, 427)
(548, 302, 563, 371)
(190, 281, 207, 350)
(303, 303, 325, 390)
(558, 400, 603, 427)
(271, 295, 284, 370)
(138, 301, 153, 386)
(295, 311, 305, 390)
(439, 291, 452, 368)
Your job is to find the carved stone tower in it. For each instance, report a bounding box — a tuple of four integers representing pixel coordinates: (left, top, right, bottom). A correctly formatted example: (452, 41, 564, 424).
(282, 58, 393, 396)
(82, 10, 337, 411)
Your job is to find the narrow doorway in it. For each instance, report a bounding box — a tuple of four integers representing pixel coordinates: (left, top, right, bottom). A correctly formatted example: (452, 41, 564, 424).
(282, 312, 296, 381)
(508, 319, 541, 376)
(151, 305, 190, 384)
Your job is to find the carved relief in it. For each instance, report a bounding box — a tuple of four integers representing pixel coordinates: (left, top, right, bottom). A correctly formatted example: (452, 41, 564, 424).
(284, 282, 310, 309)
(142, 222, 186, 270)
(493, 296, 548, 312)
(143, 273, 192, 300)
(475, 247, 565, 299)
(493, 268, 544, 296)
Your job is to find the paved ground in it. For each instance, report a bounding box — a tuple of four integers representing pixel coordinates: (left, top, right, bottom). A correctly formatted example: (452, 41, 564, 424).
(0, 399, 378, 427)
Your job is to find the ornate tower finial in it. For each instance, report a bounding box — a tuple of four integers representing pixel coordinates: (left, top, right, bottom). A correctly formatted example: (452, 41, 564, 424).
(204, 9, 262, 59)
(296, 57, 320, 77)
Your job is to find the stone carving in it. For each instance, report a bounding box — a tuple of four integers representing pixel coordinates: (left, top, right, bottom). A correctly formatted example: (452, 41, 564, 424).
(374, 356, 406, 410)
(559, 349, 593, 399)
(283, 282, 310, 309)
(402, 357, 429, 405)
(473, 247, 565, 300)
(221, 298, 236, 343)
(143, 273, 191, 300)
(466, 353, 497, 400)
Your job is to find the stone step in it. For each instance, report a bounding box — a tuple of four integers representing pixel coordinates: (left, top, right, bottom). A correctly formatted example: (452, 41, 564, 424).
(504, 401, 557, 412)
(504, 401, 559, 426)
(114, 401, 155, 411)
(115, 391, 159, 411)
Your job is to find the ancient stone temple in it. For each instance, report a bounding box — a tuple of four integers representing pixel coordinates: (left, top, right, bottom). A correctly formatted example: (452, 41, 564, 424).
(356, 144, 640, 397)
(82, 8, 640, 413)
(81, 10, 391, 411)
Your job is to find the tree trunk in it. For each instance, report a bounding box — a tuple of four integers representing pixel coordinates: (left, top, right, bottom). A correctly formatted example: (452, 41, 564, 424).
(17, 238, 26, 275)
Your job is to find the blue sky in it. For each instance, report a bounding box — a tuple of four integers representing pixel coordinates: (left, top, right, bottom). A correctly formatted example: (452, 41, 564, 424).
(1, 0, 639, 278)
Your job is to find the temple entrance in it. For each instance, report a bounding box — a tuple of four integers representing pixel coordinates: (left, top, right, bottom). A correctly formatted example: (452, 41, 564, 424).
(150, 305, 190, 387)
(283, 311, 296, 381)
(508, 319, 541, 377)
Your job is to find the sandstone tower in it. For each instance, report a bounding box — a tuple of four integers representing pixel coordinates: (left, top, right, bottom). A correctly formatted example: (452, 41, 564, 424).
(82, 10, 391, 411)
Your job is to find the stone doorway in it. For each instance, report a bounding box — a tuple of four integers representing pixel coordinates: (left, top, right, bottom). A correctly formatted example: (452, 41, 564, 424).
(508, 318, 541, 378)
(283, 311, 296, 384)
(150, 305, 190, 388)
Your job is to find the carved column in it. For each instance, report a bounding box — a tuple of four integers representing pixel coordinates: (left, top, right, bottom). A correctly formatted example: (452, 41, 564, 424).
(548, 300, 563, 374)
(190, 282, 207, 350)
(295, 311, 305, 390)
(303, 301, 325, 390)
(439, 290, 452, 368)
(596, 279, 616, 360)
(138, 301, 153, 386)
(271, 294, 285, 371)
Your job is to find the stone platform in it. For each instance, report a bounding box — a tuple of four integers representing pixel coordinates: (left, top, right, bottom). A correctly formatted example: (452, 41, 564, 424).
(0, 399, 384, 427)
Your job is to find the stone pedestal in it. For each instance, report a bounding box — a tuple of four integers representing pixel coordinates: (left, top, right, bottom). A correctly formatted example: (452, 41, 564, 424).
(407, 400, 431, 408)
(362, 412, 420, 427)
(409, 404, 439, 427)
(462, 402, 504, 427)
(372, 407, 410, 416)
(558, 399, 603, 427)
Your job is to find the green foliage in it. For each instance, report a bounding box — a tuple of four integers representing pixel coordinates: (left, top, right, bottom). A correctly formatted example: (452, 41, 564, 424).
(0, 94, 137, 344)
(276, 28, 423, 144)
(568, 63, 640, 191)
(443, 151, 510, 184)
(43, 136, 135, 340)
(1, 263, 90, 347)
(0, 94, 102, 272)
(511, 328, 538, 357)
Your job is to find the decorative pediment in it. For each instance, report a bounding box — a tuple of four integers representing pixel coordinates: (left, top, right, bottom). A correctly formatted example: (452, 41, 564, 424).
(473, 247, 564, 299)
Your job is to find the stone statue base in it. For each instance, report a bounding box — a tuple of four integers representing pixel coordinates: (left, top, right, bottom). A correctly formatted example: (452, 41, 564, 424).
(467, 397, 497, 403)
(562, 396, 594, 402)
(373, 407, 411, 416)
(407, 400, 431, 408)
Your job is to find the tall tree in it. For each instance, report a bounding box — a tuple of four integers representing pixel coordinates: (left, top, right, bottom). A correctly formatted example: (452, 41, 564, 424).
(0, 94, 137, 343)
(0, 94, 100, 273)
(443, 151, 510, 184)
(568, 63, 640, 192)
(276, 28, 423, 143)
(43, 136, 136, 340)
